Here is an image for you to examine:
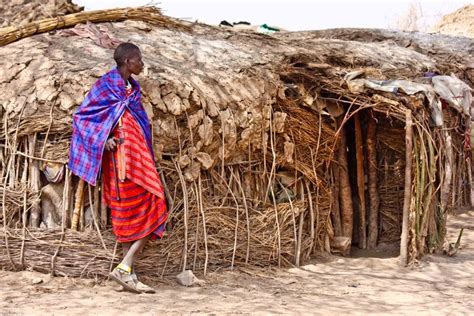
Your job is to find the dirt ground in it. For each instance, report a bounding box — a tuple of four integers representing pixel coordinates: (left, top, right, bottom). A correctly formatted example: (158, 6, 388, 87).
(1, 210, 472, 315)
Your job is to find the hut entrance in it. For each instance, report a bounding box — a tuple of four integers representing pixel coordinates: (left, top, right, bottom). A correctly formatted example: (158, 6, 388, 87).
(343, 110, 405, 257)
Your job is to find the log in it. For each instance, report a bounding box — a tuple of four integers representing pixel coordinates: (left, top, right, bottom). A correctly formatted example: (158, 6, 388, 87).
(400, 110, 413, 266)
(330, 236, 351, 254)
(367, 115, 379, 249)
(354, 113, 366, 249)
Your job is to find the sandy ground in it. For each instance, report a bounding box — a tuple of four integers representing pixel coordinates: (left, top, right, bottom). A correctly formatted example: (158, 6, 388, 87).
(1, 210, 473, 315)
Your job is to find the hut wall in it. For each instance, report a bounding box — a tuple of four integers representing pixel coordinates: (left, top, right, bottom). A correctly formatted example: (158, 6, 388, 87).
(1, 9, 473, 276)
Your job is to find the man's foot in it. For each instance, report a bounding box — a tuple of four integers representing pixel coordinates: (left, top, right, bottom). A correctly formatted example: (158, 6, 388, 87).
(109, 264, 140, 294)
(131, 273, 156, 294)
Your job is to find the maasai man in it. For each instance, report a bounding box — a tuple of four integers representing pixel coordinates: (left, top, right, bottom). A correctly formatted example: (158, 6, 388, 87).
(69, 43, 168, 293)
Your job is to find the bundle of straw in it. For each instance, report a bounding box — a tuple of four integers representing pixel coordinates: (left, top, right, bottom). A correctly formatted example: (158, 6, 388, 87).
(0, 7, 189, 46)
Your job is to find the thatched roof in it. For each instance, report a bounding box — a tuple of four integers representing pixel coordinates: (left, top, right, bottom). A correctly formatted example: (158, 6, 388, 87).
(2, 10, 473, 159)
(433, 5, 474, 38)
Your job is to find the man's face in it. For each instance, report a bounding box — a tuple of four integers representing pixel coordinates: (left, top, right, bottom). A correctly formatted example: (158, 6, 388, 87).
(127, 50, 144, 75)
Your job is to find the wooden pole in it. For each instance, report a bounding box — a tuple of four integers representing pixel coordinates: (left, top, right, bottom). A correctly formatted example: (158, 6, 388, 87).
(367, 115, 379, 249)
(400, 110, 413, 266)
(337, 118, 354, 244)
(354, 113, 367, 249)
(71, 179, 85, 230)
(331, 164, 343, 237)
(466, 117, 474, 207)
(28, 134, 41, 228)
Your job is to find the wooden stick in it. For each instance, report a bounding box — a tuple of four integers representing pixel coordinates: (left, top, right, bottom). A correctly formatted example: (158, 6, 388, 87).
(28, 134, 41, 228)
(337, 117, 354, 244)
(305, 181, 315, 258)
(174, 160, 188, 272)
(440, 130, 453, 241)
(198, 173, 209, 275)
(280, 183, 298, 265)
(88, 184, 108, 250)
(296, 183, 305, 266)
(62, 168, 71, 228)
(330, 164, 342, 236)
(234, 170, 250, 264)
(19, 190, 27, 268)
(51, 169, 69, 276)
(100, 181, 107, 229)
(2, 158, 16, 270)
(354, 112, 366, 249)
(367, 114, 379, 249)
(71, 179, 85, 230)
(400, 110, 413, 266)
(192, 182, 200, 271)
(466, 117, 474, 207)
(14, 151, 66, 164)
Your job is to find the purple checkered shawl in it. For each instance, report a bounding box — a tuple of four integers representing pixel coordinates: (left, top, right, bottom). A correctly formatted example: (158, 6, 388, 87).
(68, 68, 153, 186)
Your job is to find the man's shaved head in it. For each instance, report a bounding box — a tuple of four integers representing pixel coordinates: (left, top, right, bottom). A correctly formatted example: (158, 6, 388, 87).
(114, 42, 140, 66)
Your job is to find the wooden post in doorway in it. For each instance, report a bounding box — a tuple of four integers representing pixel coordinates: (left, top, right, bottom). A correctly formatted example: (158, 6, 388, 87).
(400, 110, 413, 266)
(337, 118, 354, 244)
(367, 115, 379, 249)
(354, 112, 367, 249)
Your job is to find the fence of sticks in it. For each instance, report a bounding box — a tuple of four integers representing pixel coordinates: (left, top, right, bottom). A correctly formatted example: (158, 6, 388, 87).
(1, 7, 473, 279)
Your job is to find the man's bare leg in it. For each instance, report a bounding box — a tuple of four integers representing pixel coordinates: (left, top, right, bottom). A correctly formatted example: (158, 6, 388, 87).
(121, 235, 150, 268)
(122, 242, 131, 257)
(110, 236, 153, 293)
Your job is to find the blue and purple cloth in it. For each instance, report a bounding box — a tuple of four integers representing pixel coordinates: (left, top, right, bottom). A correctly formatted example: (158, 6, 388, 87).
(68, 68, 153, 186)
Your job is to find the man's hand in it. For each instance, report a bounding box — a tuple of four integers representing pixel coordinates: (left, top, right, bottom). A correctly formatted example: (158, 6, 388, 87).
(105, 137, 117, 151)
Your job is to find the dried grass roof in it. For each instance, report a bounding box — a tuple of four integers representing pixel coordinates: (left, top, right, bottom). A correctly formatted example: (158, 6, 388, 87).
(433, 5, 474, 38)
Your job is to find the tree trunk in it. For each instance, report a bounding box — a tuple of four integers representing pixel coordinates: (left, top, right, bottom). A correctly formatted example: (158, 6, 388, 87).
(367, 115, 379, 249)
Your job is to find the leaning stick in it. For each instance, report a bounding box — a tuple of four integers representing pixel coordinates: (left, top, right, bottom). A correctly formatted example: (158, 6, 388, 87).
(71, 179, 85, 230)
(88, 184, 108, 250)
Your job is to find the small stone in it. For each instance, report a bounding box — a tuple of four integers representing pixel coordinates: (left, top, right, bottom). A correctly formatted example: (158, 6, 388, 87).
(176, 270, 202, 287)
(31, 278, 43, 285)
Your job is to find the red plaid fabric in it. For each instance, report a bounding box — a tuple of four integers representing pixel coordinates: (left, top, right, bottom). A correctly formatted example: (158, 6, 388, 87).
(102, 109, 168, 242)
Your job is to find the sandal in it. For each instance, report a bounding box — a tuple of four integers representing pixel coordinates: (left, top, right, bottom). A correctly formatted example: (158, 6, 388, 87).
(131, 273, 156, 294)
(109, 264, 140, 294)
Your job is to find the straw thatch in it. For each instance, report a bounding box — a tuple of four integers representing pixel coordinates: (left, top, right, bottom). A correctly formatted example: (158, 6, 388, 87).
(1, 6, 473, 278)
(433, 5, 474, 39)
